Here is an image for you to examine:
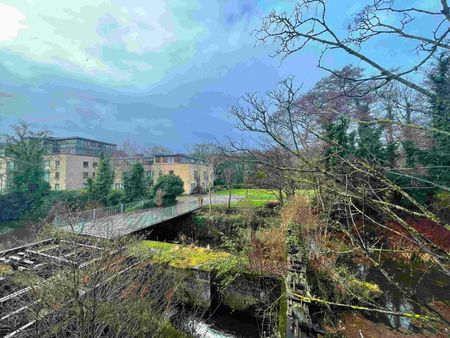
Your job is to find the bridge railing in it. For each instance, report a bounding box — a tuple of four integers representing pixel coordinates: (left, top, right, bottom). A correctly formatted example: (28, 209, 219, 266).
(53, 199, 202, 234)
(53, 199, 150, 228)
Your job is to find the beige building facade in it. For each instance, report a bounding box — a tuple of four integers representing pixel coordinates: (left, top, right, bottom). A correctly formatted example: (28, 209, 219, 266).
(1, 137, 213, 194)
(44, 154, 100, 190)
(113, 154, 213, 194)
(151, 155, 213, 194)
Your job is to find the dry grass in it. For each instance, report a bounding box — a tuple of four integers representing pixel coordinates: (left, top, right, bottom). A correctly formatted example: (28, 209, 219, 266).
(247, 225, 288, 276)
(281, 194, 335, 272)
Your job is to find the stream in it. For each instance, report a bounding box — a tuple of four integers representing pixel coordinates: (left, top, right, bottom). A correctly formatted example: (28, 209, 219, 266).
(359, 260, 449, 330)
(190, 310, 260, 338)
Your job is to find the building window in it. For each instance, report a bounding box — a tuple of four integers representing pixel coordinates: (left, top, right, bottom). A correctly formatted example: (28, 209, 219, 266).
(83, 172, 89, 179)
(83, 183, 87, 189)
(167, 157, 174, 164)
(159, 170, 163, 177)
(44, 160, 50, 169)
(44, 172, 50, 182)
(145, 171, 152, 178)
(114, 183, 122, 189)
(54, 184, 60, 191)
(55, 172, 60, 180)
(169, 170, 174, 175)
(83, 161, 89, 168)
(93, 162, 98, 168)
(92, 172, 96, 178)
(55, 160, 60, 168)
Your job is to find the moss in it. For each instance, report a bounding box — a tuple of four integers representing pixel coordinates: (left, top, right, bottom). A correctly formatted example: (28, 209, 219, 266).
(433, 191, 450, 209)
(130, 240, 230, 271)
(278, 281, 287, 338)
(161, 323, 191, 338)
(349, 278, 382, 298)
(0, 263, 12, 276)
(222, 292, 260, 312)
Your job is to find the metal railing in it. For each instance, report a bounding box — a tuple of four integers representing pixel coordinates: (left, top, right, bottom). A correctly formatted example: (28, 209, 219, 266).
(53, 199, 150, 228)
(53, 199, 201, 237)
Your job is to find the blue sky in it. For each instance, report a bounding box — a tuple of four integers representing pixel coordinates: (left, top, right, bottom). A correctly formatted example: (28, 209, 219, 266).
(0, 0, 441, 151)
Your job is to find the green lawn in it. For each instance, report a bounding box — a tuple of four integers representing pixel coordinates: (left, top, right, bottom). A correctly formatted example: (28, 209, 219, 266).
(213, 188, 314, 207)
(214, 188, 278, 199)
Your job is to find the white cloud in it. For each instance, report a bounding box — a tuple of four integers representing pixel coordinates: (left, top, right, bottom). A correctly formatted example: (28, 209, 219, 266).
(0, 0, 184, 82)
(0, 3, 27, 41)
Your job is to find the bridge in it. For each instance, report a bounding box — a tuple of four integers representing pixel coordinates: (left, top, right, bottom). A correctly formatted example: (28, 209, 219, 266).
(53, 199, 202, 239)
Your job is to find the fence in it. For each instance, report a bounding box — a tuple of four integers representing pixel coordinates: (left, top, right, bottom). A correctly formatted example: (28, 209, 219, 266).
(53, 199, 201, 236)
(53, 199, 150, 228)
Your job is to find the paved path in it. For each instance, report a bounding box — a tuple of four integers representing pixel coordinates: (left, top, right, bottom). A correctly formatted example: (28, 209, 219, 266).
(178, 194, 244, 206)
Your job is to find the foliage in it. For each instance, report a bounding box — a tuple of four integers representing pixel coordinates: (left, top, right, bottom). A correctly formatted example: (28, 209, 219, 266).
(0, 191, 30, 222)
(3, 123, 50, 196)
(150, 174, 184, 206)
(29, 190, 91, 219)
(423, 53, 450, 190)
(1, 123, 50, 220)
(123, 161, 147, 202)
(106, 189, 126, 206)
(86, 154, 114, 205)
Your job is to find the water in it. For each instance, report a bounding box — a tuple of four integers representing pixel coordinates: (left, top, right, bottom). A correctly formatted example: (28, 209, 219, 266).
(190, 310, 260, 338)
(359, 261, 450, 330)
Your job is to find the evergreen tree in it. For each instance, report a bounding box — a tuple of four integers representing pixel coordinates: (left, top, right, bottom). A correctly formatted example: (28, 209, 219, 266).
(423, 53, 450, 189)
(4, 123, 50, 195)
(323, 117, 355, 169)
(87, 154, 114, 205)
(123, 162, 147, 202)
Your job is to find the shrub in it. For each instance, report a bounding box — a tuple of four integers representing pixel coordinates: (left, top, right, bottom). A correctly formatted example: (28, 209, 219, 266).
(0, 192, 30, 221)
(107, 189, 126, 206)
(151, 175, 184, 206)
(29, 190, 91, 219)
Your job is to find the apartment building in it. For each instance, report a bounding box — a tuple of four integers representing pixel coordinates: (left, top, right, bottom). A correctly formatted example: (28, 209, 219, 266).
(0, 137, 116, 192)
(43, 137, 116, 190)
(112, 156, 153, 190)
(152, 154, 213, 193)
(1, 137, 212, 194)
(113, 154, 213, 194)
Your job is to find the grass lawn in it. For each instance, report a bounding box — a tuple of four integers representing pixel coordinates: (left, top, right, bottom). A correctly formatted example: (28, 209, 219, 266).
(214, 188, 278, 199)
(213, 188, 314, 207)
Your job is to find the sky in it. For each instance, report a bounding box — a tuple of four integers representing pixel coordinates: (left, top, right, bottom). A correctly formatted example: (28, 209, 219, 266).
(0, 0, 442, 151)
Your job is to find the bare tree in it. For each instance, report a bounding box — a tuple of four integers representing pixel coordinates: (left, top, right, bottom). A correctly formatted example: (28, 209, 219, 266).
(189, 143, 222, 211)
(257, 0, 450, 98)
(228, 73, 450, 327)
(144, 145, 172, 157)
